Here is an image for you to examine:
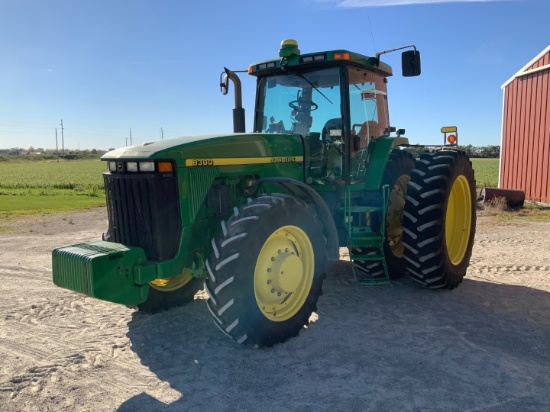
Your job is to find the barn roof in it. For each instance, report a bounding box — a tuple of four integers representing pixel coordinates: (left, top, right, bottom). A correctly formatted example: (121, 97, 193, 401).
(501, 44, 550, 89)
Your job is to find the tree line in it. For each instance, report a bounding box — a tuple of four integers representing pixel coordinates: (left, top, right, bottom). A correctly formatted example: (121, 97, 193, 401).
(1, 144, 501, 161)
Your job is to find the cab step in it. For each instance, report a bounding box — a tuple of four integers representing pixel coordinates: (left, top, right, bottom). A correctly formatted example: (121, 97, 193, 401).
(344, 185, 390, 285)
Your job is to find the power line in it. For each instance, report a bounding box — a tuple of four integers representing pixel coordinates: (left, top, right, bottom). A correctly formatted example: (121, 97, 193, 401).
(60, 119, 65, 158)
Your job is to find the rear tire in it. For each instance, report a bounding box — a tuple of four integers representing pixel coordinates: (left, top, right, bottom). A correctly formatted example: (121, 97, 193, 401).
(354, 149, 415, 280)
(402, 150, 476, 289)
(205, 194, 327, 347)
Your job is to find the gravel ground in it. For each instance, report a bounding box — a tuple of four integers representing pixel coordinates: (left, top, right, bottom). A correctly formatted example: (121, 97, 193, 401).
(1, 207, 549, 411)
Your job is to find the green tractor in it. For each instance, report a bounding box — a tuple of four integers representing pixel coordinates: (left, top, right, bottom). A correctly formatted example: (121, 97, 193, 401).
(52, 39, 476, 347)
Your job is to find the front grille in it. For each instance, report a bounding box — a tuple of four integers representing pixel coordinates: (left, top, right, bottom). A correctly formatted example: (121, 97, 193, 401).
(103, 172, 181, 261)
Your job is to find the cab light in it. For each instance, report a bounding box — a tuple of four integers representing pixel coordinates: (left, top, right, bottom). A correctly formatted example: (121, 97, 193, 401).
(158, 162, 173, 173)
(139, 161, 155, 172)
(108, 161, 116, 172)
(334, 52, 350, 60)
(127, 162, 138, 172)
(301, 54, 325, 63)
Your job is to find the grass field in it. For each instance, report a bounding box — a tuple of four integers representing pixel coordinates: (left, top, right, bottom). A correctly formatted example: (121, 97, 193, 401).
(471, 158, 499, 188)
(0, 159, 106, 218)
(0, 156, 502, 219)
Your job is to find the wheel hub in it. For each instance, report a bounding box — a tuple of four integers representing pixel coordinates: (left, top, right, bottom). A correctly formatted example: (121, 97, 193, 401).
(271, 252, 303, 293)
(386, 174, 410, 257)
(254, 226, 314, 322)
(446, 175, 472, 265)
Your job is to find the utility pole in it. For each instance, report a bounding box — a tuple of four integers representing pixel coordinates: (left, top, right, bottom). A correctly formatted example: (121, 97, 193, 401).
(161, 127, 164, 139)
(130, 128, 133, 146)
(55, 128, 58, 156)
(60, 119, 65, 158)
(126, 137, 128, 146)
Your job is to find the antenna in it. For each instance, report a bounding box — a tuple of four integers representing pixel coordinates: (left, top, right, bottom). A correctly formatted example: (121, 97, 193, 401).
(366, 13, 377, 55)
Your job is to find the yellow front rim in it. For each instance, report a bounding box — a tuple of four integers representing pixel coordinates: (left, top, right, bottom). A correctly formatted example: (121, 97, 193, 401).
(445, 175, 472, 265)
(386, 174, 411, 258)
(150, 270, 194, 292)
(254, 225, 314, 322)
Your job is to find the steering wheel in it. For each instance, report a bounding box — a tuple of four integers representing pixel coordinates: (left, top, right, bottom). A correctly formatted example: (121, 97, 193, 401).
(289, 100, 318, 112)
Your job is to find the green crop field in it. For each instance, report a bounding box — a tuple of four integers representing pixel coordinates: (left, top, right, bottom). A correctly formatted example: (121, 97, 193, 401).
(471, 158, 499, 188)
(0, 156, 502, 219)
(0, 159, 106, 217)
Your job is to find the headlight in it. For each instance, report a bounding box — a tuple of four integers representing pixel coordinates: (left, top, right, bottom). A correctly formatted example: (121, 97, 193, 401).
(139, 161, 155, 172)
(108, 161, 116, 172)
(127, 162, 138, 172)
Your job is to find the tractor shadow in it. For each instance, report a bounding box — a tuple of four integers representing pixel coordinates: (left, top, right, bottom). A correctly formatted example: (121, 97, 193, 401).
(120, 263, 550, 411)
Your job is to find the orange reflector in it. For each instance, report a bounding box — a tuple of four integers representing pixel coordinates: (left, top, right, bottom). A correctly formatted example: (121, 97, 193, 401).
(248, 66, 253, 74)
(447, 134, 457, 144)
(334, 52, 350, 60)
(158, 162, 173, 172)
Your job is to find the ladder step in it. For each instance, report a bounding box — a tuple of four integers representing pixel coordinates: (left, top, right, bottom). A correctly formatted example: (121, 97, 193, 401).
(351, 261, 390, 286)
(351, 254, 384, 261)
(345, 206, 383, 213)
(348, 240, 384, 248)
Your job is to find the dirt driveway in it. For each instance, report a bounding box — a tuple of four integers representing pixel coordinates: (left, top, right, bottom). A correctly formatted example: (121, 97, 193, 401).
(1, 207, 549, 411)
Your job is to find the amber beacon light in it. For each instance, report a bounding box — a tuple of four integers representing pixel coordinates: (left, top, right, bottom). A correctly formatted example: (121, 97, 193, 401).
(441, 126, 458, 145)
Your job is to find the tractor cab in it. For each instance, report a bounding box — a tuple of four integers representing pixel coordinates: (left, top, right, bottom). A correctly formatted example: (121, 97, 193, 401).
(247, 39, 419, 185)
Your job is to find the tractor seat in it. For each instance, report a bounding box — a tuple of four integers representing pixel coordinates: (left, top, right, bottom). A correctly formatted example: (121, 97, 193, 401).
(322, 118, 342, 141)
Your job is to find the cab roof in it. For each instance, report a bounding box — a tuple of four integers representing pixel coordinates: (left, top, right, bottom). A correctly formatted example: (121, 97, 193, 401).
(248, 39, 393, 78)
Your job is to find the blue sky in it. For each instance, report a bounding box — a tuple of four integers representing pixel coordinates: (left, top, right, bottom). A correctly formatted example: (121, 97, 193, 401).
(0, 0, 548, 150)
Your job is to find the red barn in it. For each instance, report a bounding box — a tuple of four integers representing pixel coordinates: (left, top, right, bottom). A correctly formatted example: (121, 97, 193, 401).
(500, 45, 550, 203)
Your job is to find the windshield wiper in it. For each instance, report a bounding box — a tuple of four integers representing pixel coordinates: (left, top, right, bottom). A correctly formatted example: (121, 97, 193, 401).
(281, 58, 333, 105)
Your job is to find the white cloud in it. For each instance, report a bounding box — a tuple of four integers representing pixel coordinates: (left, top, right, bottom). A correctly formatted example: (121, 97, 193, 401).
(336, 0, 507, 7)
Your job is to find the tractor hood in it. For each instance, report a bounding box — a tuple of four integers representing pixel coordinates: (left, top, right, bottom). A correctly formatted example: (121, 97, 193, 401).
(101, 133, 304, 167)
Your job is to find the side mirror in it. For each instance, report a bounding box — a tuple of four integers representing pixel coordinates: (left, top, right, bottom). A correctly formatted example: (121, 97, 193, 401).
(220, 72, 229, 95)
(402, 50, 421, 77)
(353, 135, 361, 151)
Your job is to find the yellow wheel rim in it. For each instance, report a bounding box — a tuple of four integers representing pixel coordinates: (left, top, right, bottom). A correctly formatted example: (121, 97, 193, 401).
(445, 175, 472, 265)
(150, 269, 194, 292)
(254, 225, 314, 322)
(386, 174, 410, 258)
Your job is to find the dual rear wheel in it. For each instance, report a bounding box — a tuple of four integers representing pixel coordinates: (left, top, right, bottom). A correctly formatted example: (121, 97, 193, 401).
(354, 149, 476, 288)
(402, 150, 476, 289)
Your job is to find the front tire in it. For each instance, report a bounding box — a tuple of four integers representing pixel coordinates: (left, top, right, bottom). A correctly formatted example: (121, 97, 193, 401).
(402, 150, 476, 289)
(205, 194, 327, 347)
(137, 272, 204, 312)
